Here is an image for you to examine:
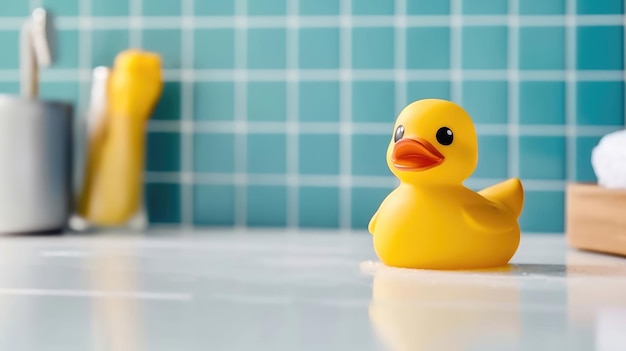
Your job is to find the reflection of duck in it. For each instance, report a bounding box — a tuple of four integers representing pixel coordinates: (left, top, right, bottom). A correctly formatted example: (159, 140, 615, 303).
(365, 263, 521, 351)
(369, 99, 523, 269)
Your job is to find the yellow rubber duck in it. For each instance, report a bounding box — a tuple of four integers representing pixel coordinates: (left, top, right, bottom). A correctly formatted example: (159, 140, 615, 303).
(368, 99, 524, 270)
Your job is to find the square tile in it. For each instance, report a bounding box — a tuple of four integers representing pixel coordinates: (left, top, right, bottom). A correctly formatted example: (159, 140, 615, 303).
(146, 132, 181, 172)
(91, 30, 130, 67)
(299, 133, 340, 175)
(0, 0, 28, 16)
(92, 0, 128, 16)
(299, 186, 340, 228)
(247, 82, 287, 121)
(519, 136, 566, 180)
(519, 191, 564, 233)
(152, 82, 181, 121)
(247, 29, 287, 69)
(406, 27, 450, 69)
(576, 136, 603, 182)
(42, 0, 79, 16)
(351, 187, 394, 229)
(519, 81, 565, 125)
(299, 81, 340, 122)
(193, 82, 235, 120)
(577, 26, 623, 70)
(51, 30, 79, 69)
(193, 185, 235, 226)
(519, 0, 565, 14)
(462, 26, 508, 69)
(299, 28, 340, 69)
(472, 135, 508, 179)
(143, 0, 181, 16)
(0, 82, 18, 95)
(519, 26, 565, 70)
(142, 29, 181, 69)
(407, 0, 450, 15)
(462, 0, 508, 14)
(0, 30, 19, 69)
(352, 81, 396, 122)
(352, 0, 395, 15)
(145, 183, 181, 224)
(40, 82, 80, 107)
(247, 0, 286, 15)
(247, 185, 287, 226)
(299, 0, 339, 15)
(193, 133, 235, 173)
(576, 81, 624, 126)
(194, 29, 235, 69)
(247, 134, 287, 174)
(407, 81, 451, 102)
(577, 0, 623, 14)
(461, 81, 508, 124)
(195, 0, 234, 15)
(352, 27, 395, 69)
(352, 134, 392, 176)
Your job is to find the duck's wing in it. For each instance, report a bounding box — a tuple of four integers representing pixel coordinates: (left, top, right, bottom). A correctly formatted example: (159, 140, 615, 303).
(478, 178, 524, 218)
(462, 200, 517, 233)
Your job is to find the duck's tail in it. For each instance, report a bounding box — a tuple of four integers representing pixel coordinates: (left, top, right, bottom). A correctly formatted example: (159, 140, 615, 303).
(478, 178, 524, 218)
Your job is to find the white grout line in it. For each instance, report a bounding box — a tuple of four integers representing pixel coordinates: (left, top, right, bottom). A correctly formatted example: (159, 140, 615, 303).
(129, 0, 142, 47)
(507, 0, 520, 178)
(450, 0, 462, 103)
(565, 0, 577, 181)
(147, 120, 183, 132)
(144, 172, 569, 191)
(339, 0, 352, 229)
(286, 0, 299, 229)
(145, 120, 622, 136)
(78, 0, 92, 96)
(72, 0, 92, 196)
(394, 0, 407, 111)
(0, 14, 620, 30)
(0, 288, 192, 301)
(234, 0, 248, 229)
(180, 0, 194, 228)
(0, 68, 624, 82)
(0, 18, 26, 30)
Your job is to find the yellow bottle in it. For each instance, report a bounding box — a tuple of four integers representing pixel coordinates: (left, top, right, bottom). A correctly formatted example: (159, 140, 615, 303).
(77, 50, 163, 226)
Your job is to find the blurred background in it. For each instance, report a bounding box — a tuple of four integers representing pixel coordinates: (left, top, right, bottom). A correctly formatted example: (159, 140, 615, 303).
(0, 0, 623, 233)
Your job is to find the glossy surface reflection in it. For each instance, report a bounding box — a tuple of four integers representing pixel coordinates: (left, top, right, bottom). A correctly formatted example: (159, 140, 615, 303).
(365, 263, 522, 351)
(0, 230, 622, 350)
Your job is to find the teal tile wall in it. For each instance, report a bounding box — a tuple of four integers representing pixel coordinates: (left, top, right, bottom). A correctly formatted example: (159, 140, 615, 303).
(193, 185, 236, 226)
(519, 81, 566, 125)
(0, 0, 624, 234)
(299, 186, 340, 228)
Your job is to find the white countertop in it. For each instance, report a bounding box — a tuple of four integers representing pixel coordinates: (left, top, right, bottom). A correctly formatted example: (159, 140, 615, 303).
(0, 229, 624, 350)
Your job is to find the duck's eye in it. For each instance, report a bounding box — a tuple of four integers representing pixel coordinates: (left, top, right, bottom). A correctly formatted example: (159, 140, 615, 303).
(394, 125, 404, 143)
(436, 127, 453, 145)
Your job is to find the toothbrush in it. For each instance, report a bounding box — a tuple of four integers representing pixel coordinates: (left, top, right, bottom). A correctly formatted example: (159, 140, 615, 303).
(20, 8, 53, 99)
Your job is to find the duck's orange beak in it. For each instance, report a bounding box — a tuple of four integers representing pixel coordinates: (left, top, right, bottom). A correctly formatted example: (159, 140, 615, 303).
(392, 138, 444, 171)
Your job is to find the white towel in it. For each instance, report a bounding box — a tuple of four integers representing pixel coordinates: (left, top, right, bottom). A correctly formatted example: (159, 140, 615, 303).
(591, 129, 626, 189)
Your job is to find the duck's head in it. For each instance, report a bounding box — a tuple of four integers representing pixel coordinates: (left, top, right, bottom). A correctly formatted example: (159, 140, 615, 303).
(386, 99, 478, 184)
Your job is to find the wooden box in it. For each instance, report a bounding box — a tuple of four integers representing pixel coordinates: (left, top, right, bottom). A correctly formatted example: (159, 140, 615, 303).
(566, 183, 626, 257)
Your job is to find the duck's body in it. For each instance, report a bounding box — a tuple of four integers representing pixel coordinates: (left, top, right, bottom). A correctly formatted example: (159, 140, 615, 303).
(370, 179, 522, 269)
(369, 99, 523, 270)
